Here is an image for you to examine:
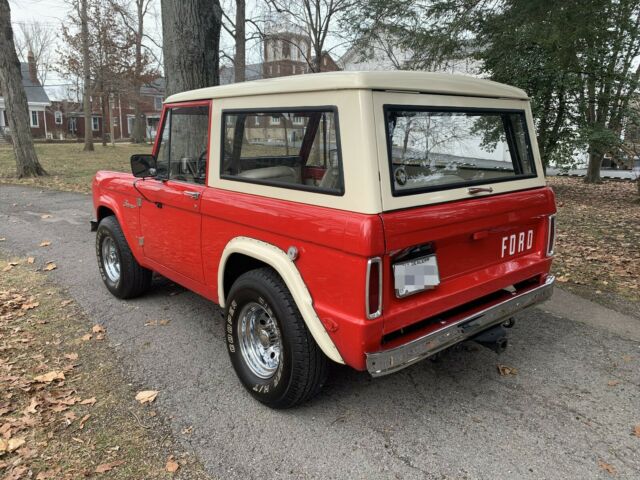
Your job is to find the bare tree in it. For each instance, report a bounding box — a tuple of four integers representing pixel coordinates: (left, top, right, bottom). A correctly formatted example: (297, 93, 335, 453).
(111, 0, 159, 143)
(265, 0, 353, 72)
(0, 0, 46, 177)
(14, 21, 55, 84)
(80, 0, 94, 151)
(161, 0, 223, 96)
(234, 0, 246, 82)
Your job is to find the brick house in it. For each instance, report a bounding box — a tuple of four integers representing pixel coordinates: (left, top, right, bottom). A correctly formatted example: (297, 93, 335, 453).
(220, 27, 340, 85)
(0, 52, 51, 141)
(44, 78, 165, 142)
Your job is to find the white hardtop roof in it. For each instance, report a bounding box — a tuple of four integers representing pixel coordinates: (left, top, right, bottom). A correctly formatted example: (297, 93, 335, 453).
(165, 71, 529, 103)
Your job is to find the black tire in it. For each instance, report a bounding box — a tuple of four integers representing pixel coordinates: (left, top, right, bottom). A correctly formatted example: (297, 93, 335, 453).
(95, 216, 152, 299)
(225, 268, 329, 409)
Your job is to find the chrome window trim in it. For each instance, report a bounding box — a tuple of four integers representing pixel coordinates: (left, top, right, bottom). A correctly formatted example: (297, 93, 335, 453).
(365, 257, 383, 320)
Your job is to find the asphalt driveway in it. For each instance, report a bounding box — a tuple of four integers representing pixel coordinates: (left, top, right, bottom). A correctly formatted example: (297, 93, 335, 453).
(1, 184, 639, 479)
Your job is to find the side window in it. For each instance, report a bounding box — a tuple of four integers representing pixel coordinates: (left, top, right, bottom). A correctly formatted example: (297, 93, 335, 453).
(154, 105, 210, 184)
(221, 109, 343, 194)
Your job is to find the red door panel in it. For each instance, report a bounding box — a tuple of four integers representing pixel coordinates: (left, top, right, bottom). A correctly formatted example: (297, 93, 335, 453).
(136, 179, 205, 282)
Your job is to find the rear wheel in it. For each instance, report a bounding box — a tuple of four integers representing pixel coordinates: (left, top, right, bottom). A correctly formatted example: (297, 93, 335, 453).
(225, 268, 329, 408)
(96, 216, 152, 299)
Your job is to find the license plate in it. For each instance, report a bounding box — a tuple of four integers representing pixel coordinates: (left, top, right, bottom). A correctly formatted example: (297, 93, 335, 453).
(393, 254, 440, 298)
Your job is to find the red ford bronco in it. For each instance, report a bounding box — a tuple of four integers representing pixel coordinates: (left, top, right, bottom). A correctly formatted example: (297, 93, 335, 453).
(92, 71, 556, 408)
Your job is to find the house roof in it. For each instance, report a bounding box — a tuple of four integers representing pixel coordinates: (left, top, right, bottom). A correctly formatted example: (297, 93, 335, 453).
(220, 63, 264, 85)
(17, 63, 50, 105)
(166, 70, 529, 103)
(140, 77, 165, 96)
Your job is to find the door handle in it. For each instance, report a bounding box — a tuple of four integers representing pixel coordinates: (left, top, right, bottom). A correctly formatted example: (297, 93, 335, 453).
(468, 187, 493, 194)
(184, 191, 201, 199)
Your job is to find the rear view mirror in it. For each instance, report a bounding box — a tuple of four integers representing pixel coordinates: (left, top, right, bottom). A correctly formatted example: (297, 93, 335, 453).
(131, 154, 157, 178)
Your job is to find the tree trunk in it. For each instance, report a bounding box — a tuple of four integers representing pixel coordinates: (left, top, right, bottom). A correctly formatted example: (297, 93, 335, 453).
(132, 0, 146, 143)
(80, 0, 94, 151)
(160, 0, 223, 96)
(101, 93, 108, 146)
(132, 102, 146, 142)
(0, 0, 46, 177)
(234, 0, 245, 82)
(585, 149, 603, 183)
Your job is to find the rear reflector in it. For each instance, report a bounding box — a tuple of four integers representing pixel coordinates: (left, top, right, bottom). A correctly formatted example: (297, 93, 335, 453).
(547, 215, 556, 256)
(366, 258, 382, 320)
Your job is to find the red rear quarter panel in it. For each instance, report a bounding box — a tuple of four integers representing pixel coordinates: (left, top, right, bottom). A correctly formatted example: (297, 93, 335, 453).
(200, 188, 385, 369)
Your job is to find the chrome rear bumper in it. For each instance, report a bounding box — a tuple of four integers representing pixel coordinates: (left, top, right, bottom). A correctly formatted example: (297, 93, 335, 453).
(366, 276, 555, 377)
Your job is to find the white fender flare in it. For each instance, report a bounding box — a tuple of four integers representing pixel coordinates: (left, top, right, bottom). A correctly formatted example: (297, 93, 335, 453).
(218, 236, 344, 365)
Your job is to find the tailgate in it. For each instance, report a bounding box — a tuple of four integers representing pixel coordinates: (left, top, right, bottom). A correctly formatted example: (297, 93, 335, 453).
(379, 187, 555, 334)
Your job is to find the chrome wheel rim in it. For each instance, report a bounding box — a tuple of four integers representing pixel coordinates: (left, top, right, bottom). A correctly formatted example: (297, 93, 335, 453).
(101, 236, 120, 283)
(238, 301, 282, 379)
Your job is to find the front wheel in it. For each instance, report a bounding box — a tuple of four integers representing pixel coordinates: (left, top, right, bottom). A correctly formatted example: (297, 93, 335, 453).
(96, 216, 152, 299)
(225, 268, 329, 408)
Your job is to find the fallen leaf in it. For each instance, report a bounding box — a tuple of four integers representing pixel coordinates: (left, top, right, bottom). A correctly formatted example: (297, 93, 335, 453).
(21, 301, 39, 310)
(166, 457, 180, 473)
(497, 364, 518, 376)
(27, 257, 35, 264)
(43, 263, 57, 271)
(607, 380, 620, 387)
(41, 214, 52, 219)
(135, 390, 159, 404)
(633, 425, 640, 438)
(39, 241, 51, 247)
(64, 352, 79, 361)
(24, 398, 40, 414)
(34, 371, 65, 383)
(0, 238, 5, 241)
(80, 397, 96, 406)
(79, 414, 91, 429)
(95, 460, 125, 474)
(598, 460, 617, 475)
(80, 334, 92, 342)
(61, 300, 73, 307)
(4, 437, 25, 452)
(92, 324, 106, 334)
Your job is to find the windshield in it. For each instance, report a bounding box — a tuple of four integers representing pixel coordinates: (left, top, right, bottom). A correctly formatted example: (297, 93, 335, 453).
(384, 107, 537, 195)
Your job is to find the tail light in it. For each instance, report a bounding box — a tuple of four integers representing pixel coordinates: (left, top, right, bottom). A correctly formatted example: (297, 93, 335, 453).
(546, 214, 556, 256)
(366, 258, 382, 319)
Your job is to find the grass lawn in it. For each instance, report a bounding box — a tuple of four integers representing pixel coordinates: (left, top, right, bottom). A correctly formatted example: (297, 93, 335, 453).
(0, 256, 211, 479)
(0, 143, 149, 194)
(548, 177, 640, 313)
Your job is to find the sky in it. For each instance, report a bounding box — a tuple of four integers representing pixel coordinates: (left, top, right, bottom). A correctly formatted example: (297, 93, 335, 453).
(8, 0, 349, 100)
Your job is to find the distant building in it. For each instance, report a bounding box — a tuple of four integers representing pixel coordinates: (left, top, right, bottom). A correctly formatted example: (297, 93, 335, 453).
(0, 52, 51, 142)
(220, 24, 340, 85)
(338, 33, 481, 76)
(44, 78, 165, 142)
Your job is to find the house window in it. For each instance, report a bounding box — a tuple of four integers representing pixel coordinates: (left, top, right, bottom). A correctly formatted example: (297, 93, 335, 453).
(54, 111, 63, 125)
(92, 116, 99, 131)
(30, 110, 39, 128)
(127, 116, 135, 136)
(68, 117, 77, 133)
(270, 115, 280, 125)
(254, 116, 260, 126)
(154, 96, 163, 111)
(293, 115, 304, 125)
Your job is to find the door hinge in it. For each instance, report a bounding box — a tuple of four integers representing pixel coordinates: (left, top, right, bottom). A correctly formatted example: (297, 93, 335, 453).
(138, 237, 144, 246)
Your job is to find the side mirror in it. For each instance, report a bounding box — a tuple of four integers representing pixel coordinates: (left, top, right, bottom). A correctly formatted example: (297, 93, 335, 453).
(131, 154, 157, 178)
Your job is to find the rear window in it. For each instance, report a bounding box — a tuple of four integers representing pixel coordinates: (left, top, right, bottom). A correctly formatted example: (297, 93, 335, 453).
(384, 107, 537, 196)
(221, 108, 343, 195)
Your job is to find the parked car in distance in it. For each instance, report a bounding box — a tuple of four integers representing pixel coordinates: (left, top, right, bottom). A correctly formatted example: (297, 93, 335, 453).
(92, 71, 556, 408)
